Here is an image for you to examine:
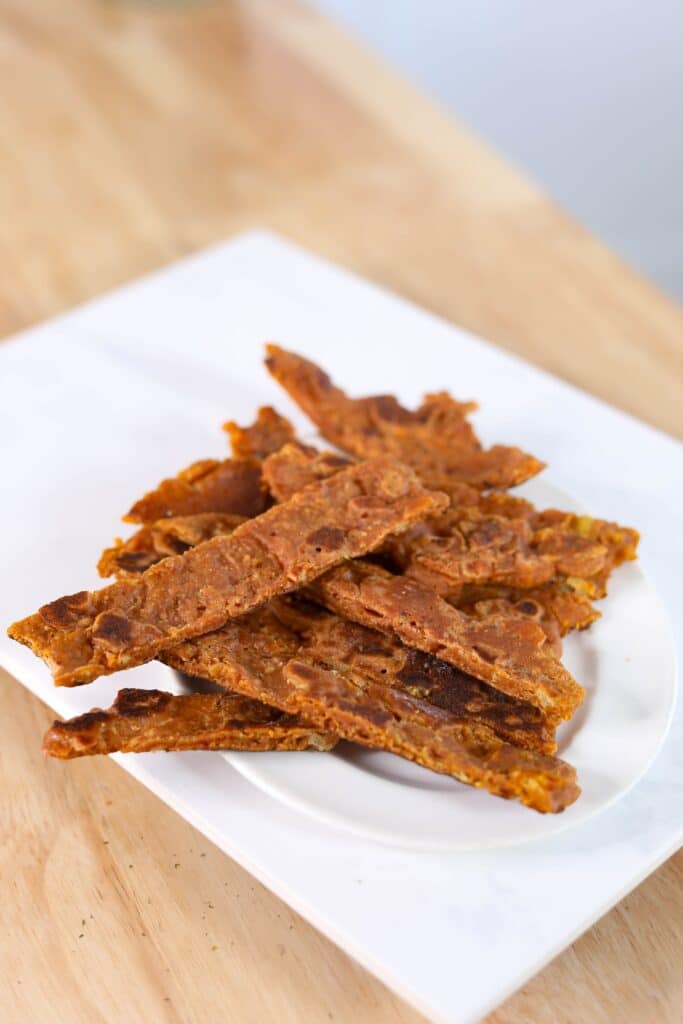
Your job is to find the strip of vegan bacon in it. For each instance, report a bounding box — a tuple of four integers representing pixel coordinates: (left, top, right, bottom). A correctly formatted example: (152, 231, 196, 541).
(162, 605, 576, 812)
(8, 457, 447, 686)
(265, 345, 544, 492)
(307, 561, 584, 723)
(43, 688, 335, 758)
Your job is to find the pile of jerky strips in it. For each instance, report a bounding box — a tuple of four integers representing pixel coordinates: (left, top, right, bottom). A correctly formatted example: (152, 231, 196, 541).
(9, 346, 639, 814)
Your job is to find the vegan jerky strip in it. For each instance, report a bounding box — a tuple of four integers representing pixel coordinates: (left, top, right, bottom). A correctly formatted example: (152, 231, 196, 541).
(265, 344, 544, 492)
(162, 605, 576, 812)
(43, 688, 335, 758)
(307, 560, 584, 723)
(9, 457, 448, 686)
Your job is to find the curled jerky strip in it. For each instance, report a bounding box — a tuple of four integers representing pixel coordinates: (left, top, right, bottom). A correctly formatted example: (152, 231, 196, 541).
(265, 344, 544, 492)
(162, 606, 577, 813)
(43, 688, 335, 758)
(9, 457, 447, 686)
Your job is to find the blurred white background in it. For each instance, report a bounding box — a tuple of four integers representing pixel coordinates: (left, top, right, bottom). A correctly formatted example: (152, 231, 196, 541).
(314, 0, 683, 304)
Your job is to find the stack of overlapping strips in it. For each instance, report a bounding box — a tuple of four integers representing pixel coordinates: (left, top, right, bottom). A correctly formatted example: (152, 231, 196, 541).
(8, 347, 639, 814)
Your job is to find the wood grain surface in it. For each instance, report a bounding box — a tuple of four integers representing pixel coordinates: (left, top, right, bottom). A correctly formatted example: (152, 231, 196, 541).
(0, 1, 681, 1022)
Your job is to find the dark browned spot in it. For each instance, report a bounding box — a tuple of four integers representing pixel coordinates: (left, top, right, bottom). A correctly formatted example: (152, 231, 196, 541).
(473, 645, 499, 665)
(114, 689, 170, 716)
(306, 526, 345, 552)
(117, 551, 164, 574)
(517, 600, 540, 616)
(92, 613, 133, 647)
(372, 395, 413, 425)
(56, 709, 108, 733)
(40, 591, 90, 627)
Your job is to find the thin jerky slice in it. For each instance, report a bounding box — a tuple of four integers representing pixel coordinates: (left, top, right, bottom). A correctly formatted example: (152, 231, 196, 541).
(125, 458, 268, 523)
(163, 607, 577, 812)
(9, 457, 447, 686)
(43, 688, 335, 758)
(308, 561, 584, 723)
(223, 406, 296, 460)
(265, 344, 544, 491)
(98, 513, 245, 578)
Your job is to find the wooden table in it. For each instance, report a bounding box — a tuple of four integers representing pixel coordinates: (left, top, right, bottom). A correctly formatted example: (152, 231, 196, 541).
(1, 2, 681, 1021)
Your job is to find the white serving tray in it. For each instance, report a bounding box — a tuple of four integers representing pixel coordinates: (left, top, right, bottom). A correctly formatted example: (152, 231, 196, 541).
(0, 231, 680, 1024)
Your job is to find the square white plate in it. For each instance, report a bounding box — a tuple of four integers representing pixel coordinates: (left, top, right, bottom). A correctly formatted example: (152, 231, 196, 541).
(1, 231, 681, 1024)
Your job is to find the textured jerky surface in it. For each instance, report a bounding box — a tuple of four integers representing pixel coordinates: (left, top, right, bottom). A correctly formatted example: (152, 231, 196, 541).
(280, 604, 556, 754)
(223, 406, 296, 460)
(265, 344, 544, 492)
(263, 443, 618, 602)
(457, 583, 600, 640)
(125, 458, 269, 523)
(308, 561, 583, 723)
(98, 513, 245, 578)
(162, 604, 576, 812)
(163, 595, 557, 754)
(263, 444, 352, 502)
(43, 688, 335, 758)
(9, 457, 447, 686)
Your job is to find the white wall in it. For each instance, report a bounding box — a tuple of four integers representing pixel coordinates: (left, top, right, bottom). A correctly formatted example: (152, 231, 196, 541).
(314, 0, 683, 304)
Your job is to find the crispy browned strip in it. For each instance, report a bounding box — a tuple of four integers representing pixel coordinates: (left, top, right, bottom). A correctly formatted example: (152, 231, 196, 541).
(265, 344, 544, 491)
(223, 405, 296, 460)
(162, 606, 577, 812)
(43, 688, 335, 758)
(307, 561, 583, 723)
(9, 458, 448, 686)
(274, 600, 556, 754)
(98, 513, 246, 578)
(125, 457, 269, 523)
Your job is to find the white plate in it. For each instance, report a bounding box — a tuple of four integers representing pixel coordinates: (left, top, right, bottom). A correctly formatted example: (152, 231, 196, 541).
(226, 474, 676, 850)
(0, 232, 681, 1024)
